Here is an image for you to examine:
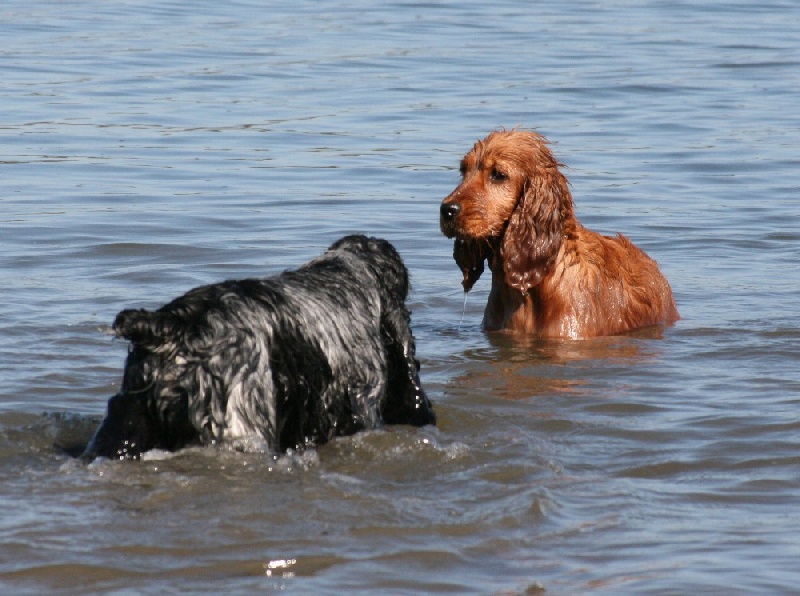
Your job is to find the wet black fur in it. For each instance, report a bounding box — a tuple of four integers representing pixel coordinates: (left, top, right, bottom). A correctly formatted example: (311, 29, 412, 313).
(83, 235, 435, 460)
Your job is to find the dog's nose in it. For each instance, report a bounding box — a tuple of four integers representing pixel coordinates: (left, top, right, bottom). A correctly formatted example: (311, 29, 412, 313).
(440, 202, 461, 221)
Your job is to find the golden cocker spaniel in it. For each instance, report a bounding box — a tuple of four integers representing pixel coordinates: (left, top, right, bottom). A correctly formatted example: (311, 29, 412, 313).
(440, 130, 679, 338)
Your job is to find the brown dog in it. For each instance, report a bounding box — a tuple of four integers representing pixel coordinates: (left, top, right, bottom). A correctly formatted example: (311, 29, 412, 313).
(440, 130, 679, 338)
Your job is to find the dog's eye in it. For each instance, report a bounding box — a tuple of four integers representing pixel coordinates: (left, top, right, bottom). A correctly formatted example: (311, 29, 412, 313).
(490, 168, 507, 182)
(459, 161, 467, 177)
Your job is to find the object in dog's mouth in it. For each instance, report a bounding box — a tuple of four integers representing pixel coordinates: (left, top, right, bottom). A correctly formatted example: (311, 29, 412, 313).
(83, 235, 435, 461)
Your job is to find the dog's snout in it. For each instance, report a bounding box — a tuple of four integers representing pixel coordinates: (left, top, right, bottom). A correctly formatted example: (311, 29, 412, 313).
(440, 202, 461, 221)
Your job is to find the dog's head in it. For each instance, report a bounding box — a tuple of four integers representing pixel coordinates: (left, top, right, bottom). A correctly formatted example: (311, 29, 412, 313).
(439, 130, 574, 293)
(328, 234, 410, 302)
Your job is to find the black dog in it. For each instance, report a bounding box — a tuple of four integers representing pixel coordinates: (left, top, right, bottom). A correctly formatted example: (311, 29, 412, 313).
(83, 235, 435, 460)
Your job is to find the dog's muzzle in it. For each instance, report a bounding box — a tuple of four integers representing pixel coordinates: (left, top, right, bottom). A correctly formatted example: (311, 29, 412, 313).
(439, 201, 462, 238)
(440, 201, 461, 222)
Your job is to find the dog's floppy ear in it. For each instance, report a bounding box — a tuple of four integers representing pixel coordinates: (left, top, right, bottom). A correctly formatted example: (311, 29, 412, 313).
(380, 304, 436, 428)
(453, 239, 488, 292)
(501, 170, 569, 293)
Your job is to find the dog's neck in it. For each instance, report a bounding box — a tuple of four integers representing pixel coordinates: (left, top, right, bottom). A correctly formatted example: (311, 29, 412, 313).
(482, 273, 538, 333)
(482, 232, 579, 336)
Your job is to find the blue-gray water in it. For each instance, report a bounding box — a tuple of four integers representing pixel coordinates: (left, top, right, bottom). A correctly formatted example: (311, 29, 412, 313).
(2, 1, 799, 593)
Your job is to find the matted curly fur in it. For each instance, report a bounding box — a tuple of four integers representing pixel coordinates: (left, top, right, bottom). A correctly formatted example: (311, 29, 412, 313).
(83, 235, 435, 460)
(440, 130, 679, 338)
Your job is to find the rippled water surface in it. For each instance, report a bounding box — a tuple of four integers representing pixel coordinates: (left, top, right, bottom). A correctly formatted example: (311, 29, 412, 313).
(2, 1, 799, 593)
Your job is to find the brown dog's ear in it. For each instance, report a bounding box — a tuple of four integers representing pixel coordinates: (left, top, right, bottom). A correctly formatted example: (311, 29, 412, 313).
(501, 172, 569, 293)
(453, 239, 488, 292)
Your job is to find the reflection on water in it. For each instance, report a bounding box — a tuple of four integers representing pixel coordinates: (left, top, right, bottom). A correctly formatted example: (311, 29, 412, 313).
(446, 330, 669, 401)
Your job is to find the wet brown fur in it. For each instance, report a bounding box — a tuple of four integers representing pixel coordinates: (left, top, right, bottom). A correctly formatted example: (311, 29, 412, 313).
(440, 130, 679, 338)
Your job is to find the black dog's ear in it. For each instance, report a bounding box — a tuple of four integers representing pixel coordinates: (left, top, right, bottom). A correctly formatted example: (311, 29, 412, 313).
(454, 239, 488, 292)
(379, 306, 436, 428)
(367, 237, 409, 302)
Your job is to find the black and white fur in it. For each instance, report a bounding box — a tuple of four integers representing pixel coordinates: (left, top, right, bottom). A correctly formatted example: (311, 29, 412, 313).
(83, 235, 435, 460)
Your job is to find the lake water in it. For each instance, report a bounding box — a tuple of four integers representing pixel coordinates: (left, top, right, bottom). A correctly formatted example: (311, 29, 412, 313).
(2, 0, 799, 593)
